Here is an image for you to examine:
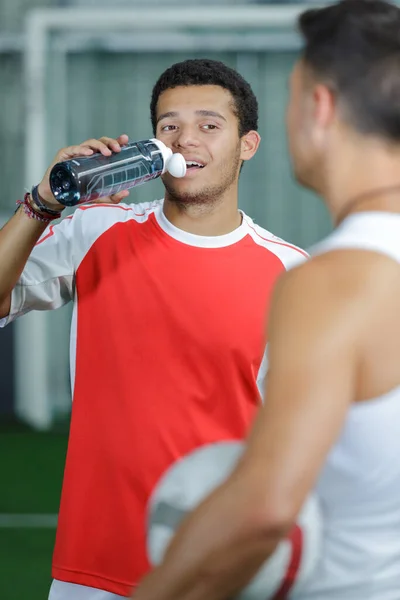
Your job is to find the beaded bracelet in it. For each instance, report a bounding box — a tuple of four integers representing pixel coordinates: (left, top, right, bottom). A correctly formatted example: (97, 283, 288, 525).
(16, 193, 62, 223)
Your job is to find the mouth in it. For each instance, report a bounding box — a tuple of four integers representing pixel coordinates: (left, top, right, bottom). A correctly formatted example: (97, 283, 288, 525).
(185, 160, 206, 172)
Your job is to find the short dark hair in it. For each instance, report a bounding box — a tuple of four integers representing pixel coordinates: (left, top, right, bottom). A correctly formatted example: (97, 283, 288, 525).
(150, 58, 258, 137)
(298, 0, 400, 141)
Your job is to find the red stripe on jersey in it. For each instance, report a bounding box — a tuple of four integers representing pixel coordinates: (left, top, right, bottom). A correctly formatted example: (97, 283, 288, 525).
(271, 524, 303, 600)
(77, 203, 155, 217)
(246, 222, 309, 259)
(78, 203, 133, 212)
(35, 216, 73, 246)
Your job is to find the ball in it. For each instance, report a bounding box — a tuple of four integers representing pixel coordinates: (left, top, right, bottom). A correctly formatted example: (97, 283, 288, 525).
(166, 153, 187, 178)
(147, 441, 322, 600)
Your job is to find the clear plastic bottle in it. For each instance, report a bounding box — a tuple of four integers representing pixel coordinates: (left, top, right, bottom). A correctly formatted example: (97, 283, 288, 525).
(49, 138, 186, 206)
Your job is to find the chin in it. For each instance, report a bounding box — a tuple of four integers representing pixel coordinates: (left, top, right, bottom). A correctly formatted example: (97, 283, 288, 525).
(292, 161, 314, 191)
(164, 180, 204, 199)
(294, 170, 309, 189)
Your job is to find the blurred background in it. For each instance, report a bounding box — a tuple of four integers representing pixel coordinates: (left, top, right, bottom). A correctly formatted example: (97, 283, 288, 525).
(0, 0, 333, 597)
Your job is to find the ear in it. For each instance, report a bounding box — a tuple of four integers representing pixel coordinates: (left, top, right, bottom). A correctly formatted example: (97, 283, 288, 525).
(313, 84, 336, 129)
(240, 130, 261, 162)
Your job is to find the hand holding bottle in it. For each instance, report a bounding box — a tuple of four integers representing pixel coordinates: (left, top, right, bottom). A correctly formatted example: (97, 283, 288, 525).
(37, 134, 132, 211)
(48, 136, 186, 207)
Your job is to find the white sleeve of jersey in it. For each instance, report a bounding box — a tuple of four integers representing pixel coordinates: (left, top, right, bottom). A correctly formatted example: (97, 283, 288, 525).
(256, 345, 269, 404)
(0, 215, 76, 327)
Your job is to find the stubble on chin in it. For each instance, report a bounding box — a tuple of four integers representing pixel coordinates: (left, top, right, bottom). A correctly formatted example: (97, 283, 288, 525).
(163, 153, 241, 210)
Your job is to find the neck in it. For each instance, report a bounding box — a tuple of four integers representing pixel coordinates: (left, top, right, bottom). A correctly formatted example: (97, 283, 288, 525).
(334, 183, 400, 226)
(162, 188, 242, 236)
(319, 139, 400, 225)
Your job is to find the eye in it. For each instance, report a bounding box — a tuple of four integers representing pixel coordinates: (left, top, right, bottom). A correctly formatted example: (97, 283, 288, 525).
(202, 124, 218, 130)
(161, 125, 177, 132)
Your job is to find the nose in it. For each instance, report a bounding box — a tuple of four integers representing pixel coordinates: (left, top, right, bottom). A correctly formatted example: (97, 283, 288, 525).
(173, 126, 201, 150)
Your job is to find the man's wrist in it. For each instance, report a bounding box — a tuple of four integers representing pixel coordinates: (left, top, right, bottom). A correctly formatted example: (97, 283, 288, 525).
(16, 193, 62, 223)
(31, 184, 64, 216)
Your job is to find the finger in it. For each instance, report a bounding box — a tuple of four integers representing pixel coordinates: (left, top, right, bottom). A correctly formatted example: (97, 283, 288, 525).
(117, 134, 129, 146)
(60, 140, 112, 160)
(98, 136, 125, 153)
(109, 190, 130, 204)
(79, 138, 113, 156)
(59, 145, 95, 160)
(95, 190, 129, 205)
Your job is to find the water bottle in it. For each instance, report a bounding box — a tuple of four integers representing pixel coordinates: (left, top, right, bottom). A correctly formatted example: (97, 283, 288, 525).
(49, 138, 187, 207)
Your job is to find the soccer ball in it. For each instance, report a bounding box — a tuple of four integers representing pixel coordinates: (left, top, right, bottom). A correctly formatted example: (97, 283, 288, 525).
(147, 440, 322, 599)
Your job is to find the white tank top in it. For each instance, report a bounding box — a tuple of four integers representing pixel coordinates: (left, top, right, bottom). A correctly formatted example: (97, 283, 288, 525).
(294, 212, 400, 600)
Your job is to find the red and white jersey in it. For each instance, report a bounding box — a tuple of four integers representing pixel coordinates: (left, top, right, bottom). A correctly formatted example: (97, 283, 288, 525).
(3, 200, 306, 598)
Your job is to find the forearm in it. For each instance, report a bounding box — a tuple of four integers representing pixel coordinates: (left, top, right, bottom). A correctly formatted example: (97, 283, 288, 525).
(0, 135, 129, 316)
(0, 205, 48, 306)
(135, 536, 280, 600)
(134, 478, 284, 600)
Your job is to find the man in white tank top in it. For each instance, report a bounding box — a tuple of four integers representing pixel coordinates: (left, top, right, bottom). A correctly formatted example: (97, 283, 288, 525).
(133, 1, 400, 599)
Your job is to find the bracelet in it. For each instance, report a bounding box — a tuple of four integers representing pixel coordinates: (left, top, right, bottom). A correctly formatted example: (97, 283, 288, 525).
(28, 191, 62, 220)
(16, 193, 62, 223)
(31, 184, 63, 216)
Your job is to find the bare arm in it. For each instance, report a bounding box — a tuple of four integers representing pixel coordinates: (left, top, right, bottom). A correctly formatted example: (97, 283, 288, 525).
(0, 209, 49, 318)
(133, 255, 362, 600)
(0, 134, 130, 319)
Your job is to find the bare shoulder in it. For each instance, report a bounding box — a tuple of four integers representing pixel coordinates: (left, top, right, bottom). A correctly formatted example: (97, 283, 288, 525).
(268, 248, 400, 359)
(275, 247, 399, 309)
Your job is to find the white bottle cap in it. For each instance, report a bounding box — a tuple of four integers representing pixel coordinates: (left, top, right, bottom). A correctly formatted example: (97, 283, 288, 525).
(151, 138, 186, 178)
(166, 153, 187, 178)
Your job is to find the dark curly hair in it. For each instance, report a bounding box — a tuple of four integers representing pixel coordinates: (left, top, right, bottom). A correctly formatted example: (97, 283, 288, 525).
(150, 58, 258, 137)
(299, 0, 400, 141)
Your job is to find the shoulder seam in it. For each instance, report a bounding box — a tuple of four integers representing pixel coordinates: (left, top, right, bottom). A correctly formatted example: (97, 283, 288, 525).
(245, 219, 308, 258)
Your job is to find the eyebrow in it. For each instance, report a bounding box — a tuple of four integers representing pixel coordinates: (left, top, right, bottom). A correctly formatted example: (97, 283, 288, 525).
(156, 109, 227, 124)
